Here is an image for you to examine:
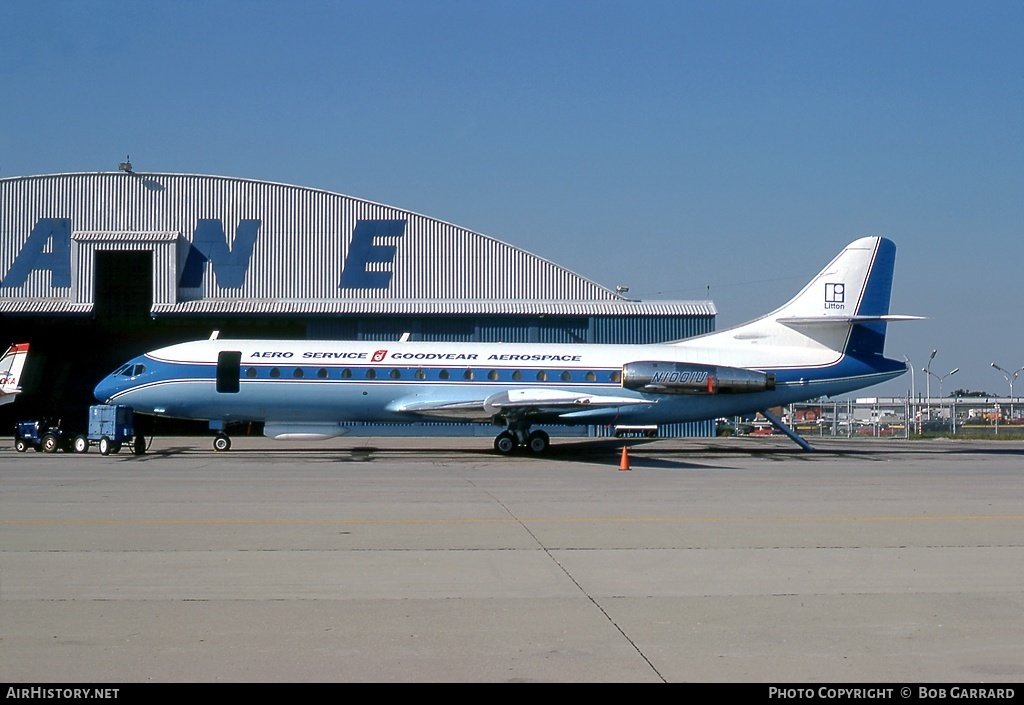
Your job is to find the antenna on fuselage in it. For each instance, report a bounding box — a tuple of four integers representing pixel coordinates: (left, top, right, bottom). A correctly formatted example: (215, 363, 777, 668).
(210, 331, 220, 340)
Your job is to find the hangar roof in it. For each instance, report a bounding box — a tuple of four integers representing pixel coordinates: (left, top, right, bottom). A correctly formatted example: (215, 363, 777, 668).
(0, 172, 713, 318)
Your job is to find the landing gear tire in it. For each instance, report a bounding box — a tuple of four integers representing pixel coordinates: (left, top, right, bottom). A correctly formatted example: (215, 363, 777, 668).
(213, 434, 231, 452)
(74, 435, 89, 454)
(494, 431, 517, 455)
(99, 436, 111, 456)
(526, 430, 550, 454)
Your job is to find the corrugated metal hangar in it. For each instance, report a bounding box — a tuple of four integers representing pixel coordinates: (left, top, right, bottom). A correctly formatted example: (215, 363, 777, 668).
(1, 171, 716, 436)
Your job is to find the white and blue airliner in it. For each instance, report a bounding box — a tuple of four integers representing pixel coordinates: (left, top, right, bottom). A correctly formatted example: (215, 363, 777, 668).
(95, 237, 918, 453)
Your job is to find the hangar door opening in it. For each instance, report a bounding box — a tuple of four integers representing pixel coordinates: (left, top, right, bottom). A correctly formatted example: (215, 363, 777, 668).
(93, 250, 153, 325)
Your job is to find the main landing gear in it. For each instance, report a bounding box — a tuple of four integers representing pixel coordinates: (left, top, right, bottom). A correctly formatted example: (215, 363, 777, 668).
(493, 427, 550, 455)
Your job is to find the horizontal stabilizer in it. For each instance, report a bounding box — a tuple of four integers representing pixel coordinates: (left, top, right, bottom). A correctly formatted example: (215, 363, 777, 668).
(778, 314, 925, 325)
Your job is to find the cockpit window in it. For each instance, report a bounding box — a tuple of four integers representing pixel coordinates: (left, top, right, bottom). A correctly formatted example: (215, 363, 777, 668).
(116, 363, 146, 377)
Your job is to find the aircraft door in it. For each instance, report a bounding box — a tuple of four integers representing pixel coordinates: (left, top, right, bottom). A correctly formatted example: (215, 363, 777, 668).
(216, 351, 242, 393)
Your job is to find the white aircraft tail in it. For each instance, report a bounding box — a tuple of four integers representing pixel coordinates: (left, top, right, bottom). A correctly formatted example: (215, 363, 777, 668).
(687, 237, 918, 360)
(0, 343, 30, 406)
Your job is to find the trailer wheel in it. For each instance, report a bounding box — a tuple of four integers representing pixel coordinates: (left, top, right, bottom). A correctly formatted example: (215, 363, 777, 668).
(133, 434, 146, 455)
(74, 435, 89, 453)
(99, 437, 111, 456)
(42, 433, 60, 454)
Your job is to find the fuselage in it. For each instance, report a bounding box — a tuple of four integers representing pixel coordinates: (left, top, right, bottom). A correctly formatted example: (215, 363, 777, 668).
(94, 336, 907, 427)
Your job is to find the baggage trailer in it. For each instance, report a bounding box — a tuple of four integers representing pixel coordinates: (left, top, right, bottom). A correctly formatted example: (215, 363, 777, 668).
(75, 405, 145, 455)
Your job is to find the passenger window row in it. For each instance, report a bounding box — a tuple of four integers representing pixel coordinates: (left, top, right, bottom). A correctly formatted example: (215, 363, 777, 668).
(243, 367, 621, 383)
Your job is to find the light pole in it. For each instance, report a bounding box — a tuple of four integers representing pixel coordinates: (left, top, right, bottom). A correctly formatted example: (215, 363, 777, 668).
(922, 349, 937, 422)
(904, 355, 917, 435)
(991, 363, 1023, 421)
(937, 368, 959, 432)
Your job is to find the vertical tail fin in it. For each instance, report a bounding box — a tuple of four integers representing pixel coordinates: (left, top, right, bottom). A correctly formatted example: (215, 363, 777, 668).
(689, 237, 918, 361)
(0, 343, 30, 406)
(773, 236, 897, 357)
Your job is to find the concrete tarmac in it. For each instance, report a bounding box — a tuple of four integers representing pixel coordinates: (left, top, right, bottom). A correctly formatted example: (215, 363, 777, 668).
(2, 436, 1023, 683)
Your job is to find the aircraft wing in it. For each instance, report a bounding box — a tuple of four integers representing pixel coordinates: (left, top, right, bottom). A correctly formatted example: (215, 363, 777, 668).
(388, 388, 653, 421)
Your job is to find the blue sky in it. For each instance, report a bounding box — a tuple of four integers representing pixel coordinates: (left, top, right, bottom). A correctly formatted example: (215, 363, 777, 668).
(2, 1, 1021, 398)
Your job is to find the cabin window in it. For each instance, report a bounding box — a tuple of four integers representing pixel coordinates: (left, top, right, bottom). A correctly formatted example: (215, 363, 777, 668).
(216, 351, 242, 393)
(488, 370, 499, 381)
(610, 370, 622, 383)
(439, 369, 450, 380)
(463, 369, 474, 381)
(585, 371, 597, 382)
(270, 367, 281, 379)
(390, 369, 401, 380)
(536, 371, 548, 382)
(512, 370, 523, 381)
(414, 369, 426, 380)
(246, 367, 257, 378)
(317, 368, 328, 379)
(342, 368, 352, 379)
(366, 369, 377, 380)
(293, 368, 304, 379)
(560, 371, 572, 382)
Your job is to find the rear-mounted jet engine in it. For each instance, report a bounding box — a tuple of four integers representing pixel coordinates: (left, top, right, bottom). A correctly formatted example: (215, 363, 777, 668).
(621, 361, 776, 395)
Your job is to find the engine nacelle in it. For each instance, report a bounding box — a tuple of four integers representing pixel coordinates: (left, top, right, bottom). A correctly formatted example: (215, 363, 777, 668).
(621, 361, 776, 395)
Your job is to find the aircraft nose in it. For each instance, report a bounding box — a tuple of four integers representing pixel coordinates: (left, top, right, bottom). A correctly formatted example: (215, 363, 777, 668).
(94, 376, 116, 404)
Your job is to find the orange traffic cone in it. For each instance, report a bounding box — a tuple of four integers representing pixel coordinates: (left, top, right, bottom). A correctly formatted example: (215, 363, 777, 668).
(619, 446, 631, 471)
